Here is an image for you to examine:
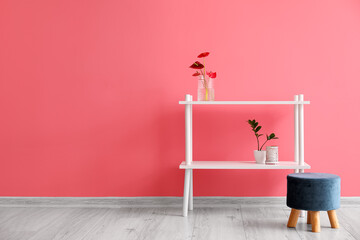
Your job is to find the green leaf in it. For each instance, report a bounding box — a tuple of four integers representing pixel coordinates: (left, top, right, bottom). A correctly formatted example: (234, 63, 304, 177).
(269, 133, 275, 139)
(254, 122, 258, 128)
(273, 137, 279, 139)
(248, 120, 255, 128)
(255, 126, 262, 132)
(258, 134, 263, 137)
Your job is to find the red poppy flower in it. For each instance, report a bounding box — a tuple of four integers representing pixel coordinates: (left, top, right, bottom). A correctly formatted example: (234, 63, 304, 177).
(189, 61, 204, 69)
(197, 52, 210, 58)
(192, 72, 201, 76)
(206, 71, 217, 78)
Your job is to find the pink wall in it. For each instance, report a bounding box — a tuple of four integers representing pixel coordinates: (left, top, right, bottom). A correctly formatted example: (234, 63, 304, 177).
(1, 0, 360, 197)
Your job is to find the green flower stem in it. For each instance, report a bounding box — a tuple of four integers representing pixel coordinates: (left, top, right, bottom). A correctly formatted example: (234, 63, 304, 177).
(259, 140, 269, 151)
(203, 58, 208, 100)
(200, 69, 208, 100)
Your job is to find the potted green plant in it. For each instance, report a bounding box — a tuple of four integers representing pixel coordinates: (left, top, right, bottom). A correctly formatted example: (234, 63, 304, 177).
(248, 119, 279, 164)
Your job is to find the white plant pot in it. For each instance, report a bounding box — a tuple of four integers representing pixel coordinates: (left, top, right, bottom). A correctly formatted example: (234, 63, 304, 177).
(254, 150, 266, 164)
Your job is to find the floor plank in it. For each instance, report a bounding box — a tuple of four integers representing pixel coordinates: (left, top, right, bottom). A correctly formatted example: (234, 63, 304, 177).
(337, 208, 360, 240)
(241, 205, 302, 240)
(0, 207, 61, 240)
(192, 207, 246, 240)
(83, 207, 194, 240)
(283, 208, 356, 240)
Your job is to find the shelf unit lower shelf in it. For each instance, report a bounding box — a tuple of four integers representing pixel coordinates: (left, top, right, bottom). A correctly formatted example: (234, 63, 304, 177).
(179, 161, 311, 170)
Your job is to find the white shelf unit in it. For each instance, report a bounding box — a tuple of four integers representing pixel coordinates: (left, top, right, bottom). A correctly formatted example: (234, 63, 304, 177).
(179, 94, 310, 217)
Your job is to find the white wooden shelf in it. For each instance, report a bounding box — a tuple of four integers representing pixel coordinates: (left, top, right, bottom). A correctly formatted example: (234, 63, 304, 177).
(179, 161, 311, 170)
(179, 101, 310, 105)
(179, 94, 310, 217)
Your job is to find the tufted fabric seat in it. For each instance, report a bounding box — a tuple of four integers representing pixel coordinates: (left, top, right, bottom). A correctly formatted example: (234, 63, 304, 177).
(286, 173, 341, 233)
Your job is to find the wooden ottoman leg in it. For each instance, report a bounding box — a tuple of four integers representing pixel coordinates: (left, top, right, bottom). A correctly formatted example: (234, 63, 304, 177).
(328, 210, 339, 228)
(307, 211, 312, 224)
(287, 209, 300, 228)
(311, 211, 321, 233)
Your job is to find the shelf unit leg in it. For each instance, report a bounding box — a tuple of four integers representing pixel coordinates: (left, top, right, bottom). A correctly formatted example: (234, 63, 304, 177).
(183, 94, 193, 217)
(298, 94, 305, 218)
(299, 94, 305, 173)
(183, 169, 191, 216)
(185, 94, 192, 166)
(294, 95, 299, 174)
(189, 170, 193, 211)
(188, 95, 193, 211)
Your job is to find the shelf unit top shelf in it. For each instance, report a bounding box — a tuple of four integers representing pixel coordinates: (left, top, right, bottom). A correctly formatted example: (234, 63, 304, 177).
(179, 101, 310, 105)
(179, 161, 311, 170)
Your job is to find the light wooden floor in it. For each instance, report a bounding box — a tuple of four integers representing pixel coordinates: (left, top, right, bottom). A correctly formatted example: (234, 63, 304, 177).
(0, 197, 359, 240)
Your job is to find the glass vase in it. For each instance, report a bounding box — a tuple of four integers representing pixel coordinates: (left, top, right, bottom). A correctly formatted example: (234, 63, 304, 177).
(197, 76, 215, 101)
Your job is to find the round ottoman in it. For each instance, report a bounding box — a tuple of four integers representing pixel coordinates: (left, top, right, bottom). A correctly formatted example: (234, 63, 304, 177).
(286, 173, 341, 233)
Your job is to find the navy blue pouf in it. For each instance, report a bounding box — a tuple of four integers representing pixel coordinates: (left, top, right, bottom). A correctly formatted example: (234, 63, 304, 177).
(286, 173, 341, 232)
(287, 173, 341, 211)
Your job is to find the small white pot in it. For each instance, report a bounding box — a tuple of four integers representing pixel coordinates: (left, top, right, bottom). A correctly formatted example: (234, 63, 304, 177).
(254, 150, 266, 164)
